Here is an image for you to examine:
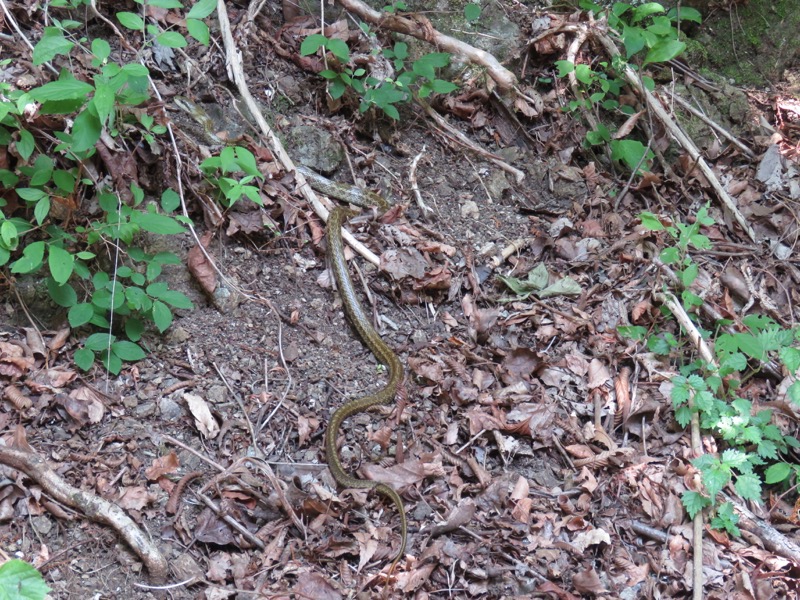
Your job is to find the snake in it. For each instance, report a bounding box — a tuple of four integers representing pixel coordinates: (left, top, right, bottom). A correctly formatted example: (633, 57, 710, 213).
(325, 203, 407, 569)
(173, 95, 407, 565)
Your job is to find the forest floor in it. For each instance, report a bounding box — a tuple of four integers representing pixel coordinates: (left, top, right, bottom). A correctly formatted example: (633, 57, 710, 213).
(1, 1, 800, 599)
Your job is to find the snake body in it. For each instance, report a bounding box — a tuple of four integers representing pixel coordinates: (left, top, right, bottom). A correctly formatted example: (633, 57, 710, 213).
(325, 205, 407, 568)
(173, 96, 406, 564)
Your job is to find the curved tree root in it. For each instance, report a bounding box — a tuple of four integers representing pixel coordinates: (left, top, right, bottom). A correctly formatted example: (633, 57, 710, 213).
(0, 441, 168, 583)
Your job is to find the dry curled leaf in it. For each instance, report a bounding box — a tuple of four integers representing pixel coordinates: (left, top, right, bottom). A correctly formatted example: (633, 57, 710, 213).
(183, 392, 220, 439)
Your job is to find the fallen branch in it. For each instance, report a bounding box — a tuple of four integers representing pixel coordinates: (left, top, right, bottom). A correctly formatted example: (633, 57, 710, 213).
(335, 0, 517, 91)
(216, 0, 381, 267)
(0, 437, 168, 583)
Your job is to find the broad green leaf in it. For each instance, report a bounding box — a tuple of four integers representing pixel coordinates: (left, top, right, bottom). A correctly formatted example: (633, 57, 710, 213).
(16, 188, 47, 202)
(643, 39, 686, 66)
(300, 34, 328, 56)
(125, 317, 144, 342)
(574, 63, 594, 85)
(111, 340, 146, 361)
(71, 108, 102, 153)
(148, 0, 182, 7)
(29, 79, 94, 101)
(780, 347, 800, 374)
(554, 60, 574, 77)
(186, 18, 210, 45)
(16, 129, 35, 161)
(32, 27, 75, 64)
(53, 169, 76, 193)
(68, 302, 95, 327)
(48, 245, 74, 285)
(787, 380, 800, 405)
(152, 299, 173, 332)
(187, 0, 217, 19)
(464, 3, 480, 22)
(10, 240, 45, 274)
(84, 332, 114, 351)
(47, 277, 77, 307)
(702, 463, 731, 499)
(117, 12, 145, 30)
(91, 38, 111, 63)
(156, 31, 188, 48)
(0, 220, 18, 250)
(29, 155, 54, 186)
(103, 350, 123, 374)
(765, 462, 792, 484)
(92, 81, 115, 127)
(639, 211, 664, 231)
(130, 211, 186, 234)
(632, 2, 666, 23)
(325, 39, 350, 62)
(611, 138, 651, 172)
(159, 290, 194, 310)
(0, 559, 51, 600)
(430, 79, 458, 94)
(33, 197, 50, 225)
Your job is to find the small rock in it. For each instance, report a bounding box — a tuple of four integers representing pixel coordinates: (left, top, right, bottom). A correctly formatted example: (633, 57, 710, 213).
(31, 516, 52, 536)
(167, 326, 190, 344)
(171, 552, 204, 583)
(159, 397, 183, 422)
(134, 402, 157, 418)
(207, 385, 227, 404)
(460, 200, 479, 219)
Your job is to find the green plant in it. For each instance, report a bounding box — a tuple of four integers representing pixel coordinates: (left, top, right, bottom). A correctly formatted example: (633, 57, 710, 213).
(624, 206, 800, 536)
(300, 31, 458, 120)
(0, 1, 219, 372)
(198, 146, 265, 208)
(555, 1, 702, 173)
(0, 559, 50, 600)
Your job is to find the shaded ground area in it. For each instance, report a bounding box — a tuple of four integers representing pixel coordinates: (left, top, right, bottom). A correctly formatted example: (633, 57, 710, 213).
(1, 1, 800, 598)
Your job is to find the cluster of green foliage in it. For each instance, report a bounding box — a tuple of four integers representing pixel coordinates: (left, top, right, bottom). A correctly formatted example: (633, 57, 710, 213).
(620, 206, 800, 535)
(0, 559, 50, 600)
(299, 1, 479, 119)
(0, 0, 224, 373)
(554, 1, 702, 173)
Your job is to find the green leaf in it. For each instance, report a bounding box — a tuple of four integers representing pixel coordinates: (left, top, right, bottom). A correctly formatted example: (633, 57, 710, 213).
(780, 347, 800, 374)
(91, 38, 111, 63)
(187, 0, 217, 19)
(125, 317, 144, 342)
(632, 2, 666, 23)
(92, 81, 115, 127)
(644, 39, 686, 66)
(0, 559, 51, 600)
(703, 464, 731, 499)
(734, 473, 761, 501)
(16, 129, 35, 161)
(464, 3, 481, 22)
(300, 34, 328, 56)
(681, 491, 710, 518)
(48, 244, 74, 284)
(554, 60, 574, 77)
(47, 278, 77, 307)
(11, 241, 45, 274)
(53, 169, 76, 193)
(117, 12, 145, 30)
(33, 27, 75, 64)
(669, 6, 702, 24)
(29, 79, 94, 102)
(639, 211, 664, 231)
(659, 247, 679, 264)
(71, 108, 102, 153)
(574, 63, 594, 85)
(130, 211, 186, 234)
(765, 462, 792, 484)
(325, 39, 350, 62)
(611, 138, 651, 172)
(152, 300, 173, 332)
(430, 79, 458, 94)
(680, 262, 698, 287)
(68, 303, 95, 327)
(33, 197, 51, 225)
(159, 290, 194, 310)
(111, 340, 146, 361)
(85, 332, 114, 351)
(157, 31, 188, 48)
(186, 18, 210, 45)
(102, 350, 122, 374)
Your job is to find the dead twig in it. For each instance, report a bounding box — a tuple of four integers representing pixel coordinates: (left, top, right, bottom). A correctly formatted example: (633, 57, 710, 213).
(0, 438, 168, 582)
(335, 0, 517, 91)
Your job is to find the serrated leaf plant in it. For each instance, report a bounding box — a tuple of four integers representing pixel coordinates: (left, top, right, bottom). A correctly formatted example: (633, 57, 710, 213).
(622, 206, 800, 535)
